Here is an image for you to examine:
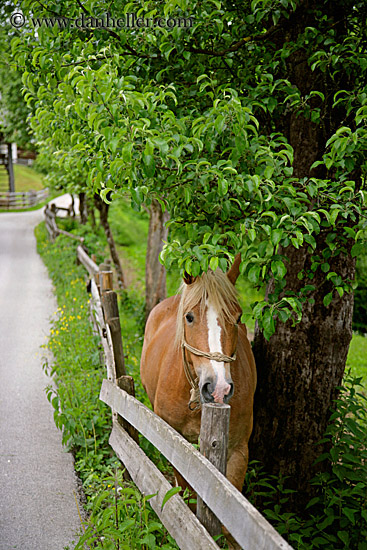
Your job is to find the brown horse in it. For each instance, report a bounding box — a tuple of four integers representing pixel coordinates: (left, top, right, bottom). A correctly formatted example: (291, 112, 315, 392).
(140, 255, 256, 493)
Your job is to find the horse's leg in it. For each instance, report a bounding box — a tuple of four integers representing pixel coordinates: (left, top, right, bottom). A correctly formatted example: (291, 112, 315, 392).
(219, 443, 249, 549)
(226, 442, 249, 492)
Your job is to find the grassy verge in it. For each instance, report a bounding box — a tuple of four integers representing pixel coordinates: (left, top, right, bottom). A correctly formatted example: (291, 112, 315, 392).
(14, 164, 44, 191)
(0, 165, 55, 213)
(347, 334, 367, 386)
(36, 222, 180, 549)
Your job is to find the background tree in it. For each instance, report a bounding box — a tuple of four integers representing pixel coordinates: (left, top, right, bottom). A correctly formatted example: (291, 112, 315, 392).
(13, 0, 367, 509)
(0, 4, 34, 150)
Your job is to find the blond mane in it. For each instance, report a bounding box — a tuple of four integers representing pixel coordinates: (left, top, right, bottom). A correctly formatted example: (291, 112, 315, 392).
(175, 269, 239, 348)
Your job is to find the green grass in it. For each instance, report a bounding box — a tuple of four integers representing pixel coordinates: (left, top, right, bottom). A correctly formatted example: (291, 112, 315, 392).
(0, 165, 49, 212)
(347, 333, 367, 386)
(14, 164, 45, 191)
(109, 199, 148, 293)
(35, 221, 180, 550)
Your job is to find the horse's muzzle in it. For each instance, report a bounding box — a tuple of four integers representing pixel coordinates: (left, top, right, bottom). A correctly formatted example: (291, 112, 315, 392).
(201, 380, 234, 404)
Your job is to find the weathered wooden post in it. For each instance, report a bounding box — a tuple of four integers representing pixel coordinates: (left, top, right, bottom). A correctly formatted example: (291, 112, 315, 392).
(7, 143, 15, 193)
(101, 290, 126, 379)
(196, 403, 230, 537)
(99, 272, 139, 445)
(99, 270, 113, 295)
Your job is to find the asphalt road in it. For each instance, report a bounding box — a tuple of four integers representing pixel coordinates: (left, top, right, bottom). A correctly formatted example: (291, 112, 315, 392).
(0, 196, 83, 549)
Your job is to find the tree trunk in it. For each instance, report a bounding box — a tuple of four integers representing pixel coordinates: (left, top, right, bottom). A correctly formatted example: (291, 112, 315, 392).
(94, 196, 126, 289)
(69, 194, 75, 217)
(145, 199, 169, 319)
(88, 197, 97, 229)
(79, 192, 87, 224)
(249, 0, 358, 511)
(250, 243, 355, 510)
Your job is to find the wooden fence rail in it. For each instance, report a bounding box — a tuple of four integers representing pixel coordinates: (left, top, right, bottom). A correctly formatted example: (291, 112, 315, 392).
(0, 189, 49, 209)
(44, 204, 84, 244)
(71, 236, 293, 550)
(100, 381, 291, 550)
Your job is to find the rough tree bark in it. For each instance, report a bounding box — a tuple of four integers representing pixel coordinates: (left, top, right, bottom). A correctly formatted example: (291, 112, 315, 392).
(249, 0, 358, 510)
(94, 195, 126, 289)
(79, 192, 87, 224)
(251, 244, 355, 508)
(145, 199, 169, 319)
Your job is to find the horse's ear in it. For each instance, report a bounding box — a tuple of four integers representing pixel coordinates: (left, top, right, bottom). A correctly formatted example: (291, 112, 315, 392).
(227, 253, 241, 285)
(183, 272, 197, 285)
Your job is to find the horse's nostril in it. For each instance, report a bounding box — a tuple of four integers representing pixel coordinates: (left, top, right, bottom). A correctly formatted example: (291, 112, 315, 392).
(224, 383, 234, 403)
(201, 382, 214, 402)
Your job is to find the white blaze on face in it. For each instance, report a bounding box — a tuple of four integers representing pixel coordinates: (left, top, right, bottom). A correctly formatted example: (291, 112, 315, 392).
(206, 303, 231, 403)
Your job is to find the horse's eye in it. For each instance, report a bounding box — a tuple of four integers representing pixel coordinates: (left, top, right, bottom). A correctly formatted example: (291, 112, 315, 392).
(185, 312, 194, 324)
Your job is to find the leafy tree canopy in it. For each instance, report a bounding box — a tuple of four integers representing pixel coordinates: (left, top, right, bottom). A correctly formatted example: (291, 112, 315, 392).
(12, 0, 367, 337)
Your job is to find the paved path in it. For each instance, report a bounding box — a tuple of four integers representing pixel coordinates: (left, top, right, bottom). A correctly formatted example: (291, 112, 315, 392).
(0, 196, 82, 550)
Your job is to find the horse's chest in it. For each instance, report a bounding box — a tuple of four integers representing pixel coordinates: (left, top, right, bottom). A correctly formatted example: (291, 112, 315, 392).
(175, 415, 201, 444)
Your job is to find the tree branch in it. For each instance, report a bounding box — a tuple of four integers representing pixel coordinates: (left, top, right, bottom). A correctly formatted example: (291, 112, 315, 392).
(185, 26, 279, 57)
(104, 29, 151, 58)
(34, 0, 73, 20)
(75, 0, 89, 15)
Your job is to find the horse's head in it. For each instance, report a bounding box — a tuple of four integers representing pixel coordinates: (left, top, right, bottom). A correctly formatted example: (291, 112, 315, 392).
(177, 255, 242, 408)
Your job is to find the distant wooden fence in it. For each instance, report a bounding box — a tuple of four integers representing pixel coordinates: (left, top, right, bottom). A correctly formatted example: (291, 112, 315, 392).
(74, 243, 293, 550)
(44, 203, 84, 244)
(0, 189, 49, 209)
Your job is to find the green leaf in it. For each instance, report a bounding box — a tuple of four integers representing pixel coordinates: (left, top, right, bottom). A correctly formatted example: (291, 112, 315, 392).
(184, 187, 191, 204)
(218, 179, 228, 195)
(342, 508, 356, 525)
(122, 143, 133, 162)
(336, 286, 344, 298)
(351, 242, 364, 257)
(214, 114, 225, 133)
(248, 228, 257, 242)
(110, 137, 119, 155)
(304, 234, 316, 248)
(264, 165, 274, 179)
(337, 531, 349, 545)
(143, 155, 156, 178)
(323, 292, 333, 307)
(271, 229, 283, 246)
(209, 257, 219, 271)
(271, 260, 287, 279)
(248, 264, 261, 284)
(262, 308, 275, 340)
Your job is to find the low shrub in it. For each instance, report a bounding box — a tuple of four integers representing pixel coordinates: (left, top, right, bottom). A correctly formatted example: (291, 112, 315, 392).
(245, 375, 367, 549)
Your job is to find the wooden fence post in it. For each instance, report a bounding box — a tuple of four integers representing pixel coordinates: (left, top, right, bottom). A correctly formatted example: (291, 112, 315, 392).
(115, 375, 139, 445)
(197, 403, 230, 537)
(99, 274, 138, 444)
(99, 270, 114, 295)
(102, 290, 126, 379)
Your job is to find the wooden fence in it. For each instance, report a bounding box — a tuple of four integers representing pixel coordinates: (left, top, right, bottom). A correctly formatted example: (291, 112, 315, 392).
(73, 242, 293, 550)
(44, 204, 84, 244)
(0, 189, 49, 209)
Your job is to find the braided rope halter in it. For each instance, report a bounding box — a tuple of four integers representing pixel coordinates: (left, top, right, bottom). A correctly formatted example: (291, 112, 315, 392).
(181, 338, 237, 411)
